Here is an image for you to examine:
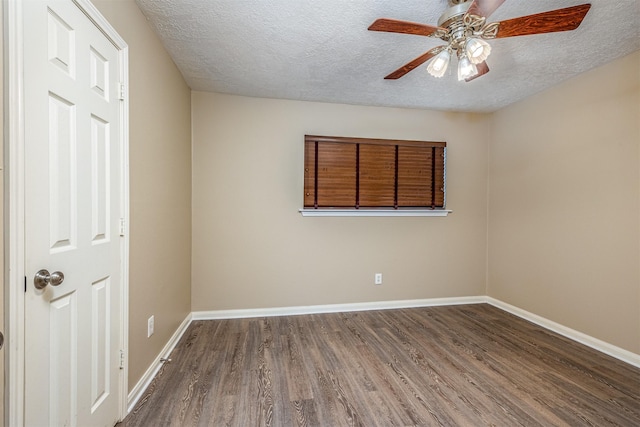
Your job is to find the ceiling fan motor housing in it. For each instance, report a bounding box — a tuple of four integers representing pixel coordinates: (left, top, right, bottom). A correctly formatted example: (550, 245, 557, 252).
(438, 1, 471, 28)
(438, 1, 474, 52)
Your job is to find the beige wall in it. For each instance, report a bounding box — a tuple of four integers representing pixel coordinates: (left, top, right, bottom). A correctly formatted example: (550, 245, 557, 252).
(191, 92, 490, 311)
(488, 51, 640, 354)
(92, 0, 192, 390)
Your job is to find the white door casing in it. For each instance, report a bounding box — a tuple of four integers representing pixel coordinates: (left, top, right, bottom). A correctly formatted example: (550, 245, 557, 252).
(6, 0, 129, 425)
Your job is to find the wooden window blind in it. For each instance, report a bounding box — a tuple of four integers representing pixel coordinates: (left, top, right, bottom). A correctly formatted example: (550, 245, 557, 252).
(304, 135, 446, 209)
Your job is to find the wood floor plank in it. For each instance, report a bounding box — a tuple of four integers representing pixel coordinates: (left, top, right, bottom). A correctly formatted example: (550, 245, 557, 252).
(117, 304, 640, 426)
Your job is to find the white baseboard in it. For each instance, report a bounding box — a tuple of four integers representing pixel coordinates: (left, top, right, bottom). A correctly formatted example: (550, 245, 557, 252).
(127, 296, 639, 415)
(126, 312, 193, 413)
(194, 296, 640, 368)
(192, 296, 486, 320)
(485, 297, 640, 369)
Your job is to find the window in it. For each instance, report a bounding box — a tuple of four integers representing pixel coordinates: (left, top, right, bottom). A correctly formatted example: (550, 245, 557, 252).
(303, 135, 447, 212)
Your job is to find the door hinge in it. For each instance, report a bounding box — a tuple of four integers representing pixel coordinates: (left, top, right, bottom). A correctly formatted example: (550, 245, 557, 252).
(118, 83, 126, 100)
(24, 276, 27, 292)
(119, 350, 126, 369)
(119, 218, 126, 236)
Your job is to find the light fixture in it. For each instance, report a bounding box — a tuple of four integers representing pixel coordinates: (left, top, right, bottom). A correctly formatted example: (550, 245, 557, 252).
(464, 37, 492, 64)
(424, 25, 494, 81)
(423, 1, 500, 82)
(457, 54, 478, 81)
(426, 49, 451, 78)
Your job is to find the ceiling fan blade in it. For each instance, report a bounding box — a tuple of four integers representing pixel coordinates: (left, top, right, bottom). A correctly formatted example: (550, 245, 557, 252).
(368, 18, 445, 37)
(494, 4, 591, 38)
(466, 0, 507, 19)
(384, 46, 446, 80)
(465, 61, 490, 82)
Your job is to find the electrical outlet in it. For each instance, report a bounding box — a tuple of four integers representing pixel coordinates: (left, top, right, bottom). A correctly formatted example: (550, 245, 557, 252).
(147, 315, 154, 338)
(375, 273, 383, 285)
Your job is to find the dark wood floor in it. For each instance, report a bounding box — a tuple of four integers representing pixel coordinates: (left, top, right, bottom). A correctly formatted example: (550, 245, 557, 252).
(118, 304, 640, 426)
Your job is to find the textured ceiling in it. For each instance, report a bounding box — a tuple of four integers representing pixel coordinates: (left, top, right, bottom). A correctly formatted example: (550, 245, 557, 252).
(134, 0, 640, 112)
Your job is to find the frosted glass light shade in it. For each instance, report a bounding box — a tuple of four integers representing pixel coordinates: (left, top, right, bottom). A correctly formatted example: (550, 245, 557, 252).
(465, 38, 492, 64)
(457, 55, 478, 81)
(426, 50, 451, 78)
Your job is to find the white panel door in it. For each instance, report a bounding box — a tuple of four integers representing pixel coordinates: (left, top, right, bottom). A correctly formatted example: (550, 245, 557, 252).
(23, 1, 124, 426)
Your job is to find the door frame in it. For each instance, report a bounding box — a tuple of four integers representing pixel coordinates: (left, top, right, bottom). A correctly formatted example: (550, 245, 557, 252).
(3, 0, 130, 425)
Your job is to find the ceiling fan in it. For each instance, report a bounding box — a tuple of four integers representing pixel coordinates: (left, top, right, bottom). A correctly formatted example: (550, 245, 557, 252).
(368, 0, 591, 82)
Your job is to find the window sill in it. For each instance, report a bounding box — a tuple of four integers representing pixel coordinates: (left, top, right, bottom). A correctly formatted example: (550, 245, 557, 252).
(299, 208, 452, 217)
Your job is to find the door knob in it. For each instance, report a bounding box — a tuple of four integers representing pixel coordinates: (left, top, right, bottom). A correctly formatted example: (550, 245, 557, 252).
(34, 269, 65, 290)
